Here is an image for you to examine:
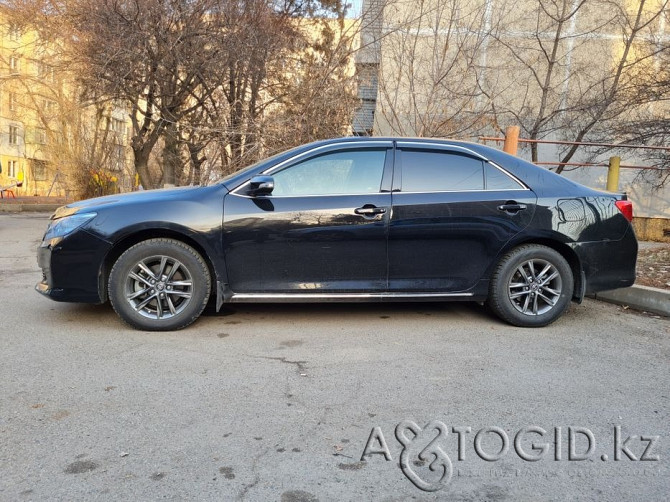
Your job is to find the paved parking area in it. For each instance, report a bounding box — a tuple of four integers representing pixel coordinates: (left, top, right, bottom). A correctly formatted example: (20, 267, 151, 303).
(1, 213, 669, 501)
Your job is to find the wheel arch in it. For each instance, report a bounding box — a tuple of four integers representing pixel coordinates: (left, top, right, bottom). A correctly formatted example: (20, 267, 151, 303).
(99, 228, 218, 303)
(498, 238, 585, 302)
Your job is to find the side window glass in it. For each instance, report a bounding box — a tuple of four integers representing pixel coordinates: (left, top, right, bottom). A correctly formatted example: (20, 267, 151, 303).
(485, 163, 524, 190)
(272, 149, 386, 196)
(400, 150, 484, 192)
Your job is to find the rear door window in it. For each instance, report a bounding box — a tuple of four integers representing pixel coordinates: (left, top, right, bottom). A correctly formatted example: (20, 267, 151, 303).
(399, 149, 484, 192)
(485, 162, 524, 190)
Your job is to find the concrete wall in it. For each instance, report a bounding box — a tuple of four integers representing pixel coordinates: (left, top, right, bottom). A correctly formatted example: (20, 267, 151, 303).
(632, 217, 670, 242)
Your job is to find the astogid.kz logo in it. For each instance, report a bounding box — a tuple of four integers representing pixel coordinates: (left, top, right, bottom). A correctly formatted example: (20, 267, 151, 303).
(360, 421, 661, 492)
(396, 420, 453, 492)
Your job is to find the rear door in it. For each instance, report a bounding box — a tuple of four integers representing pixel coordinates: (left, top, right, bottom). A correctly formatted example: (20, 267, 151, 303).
(388, 142, 537, 292)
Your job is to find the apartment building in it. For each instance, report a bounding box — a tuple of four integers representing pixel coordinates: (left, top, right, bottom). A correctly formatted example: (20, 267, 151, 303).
(0, 13, 133, 197)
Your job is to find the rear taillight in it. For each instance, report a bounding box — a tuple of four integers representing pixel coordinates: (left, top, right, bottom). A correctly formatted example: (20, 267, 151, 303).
(615, 200, 633, 222)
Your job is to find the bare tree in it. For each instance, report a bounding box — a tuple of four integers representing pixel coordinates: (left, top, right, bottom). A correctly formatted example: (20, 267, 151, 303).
(479, 0, 668, 171)
(608, 8, 670, 187)
(261, 15, 360, 153)
(64, 0, 238, 188)
(375, 0, 499, 137)
(165, 2, 363, 181)
(370, 0, 669, 177)
(6, 0, 387, 191)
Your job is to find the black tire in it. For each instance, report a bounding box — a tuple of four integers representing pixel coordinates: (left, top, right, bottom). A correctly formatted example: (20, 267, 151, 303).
(108, 238, 211, 331)
(488, 244, 573, 327)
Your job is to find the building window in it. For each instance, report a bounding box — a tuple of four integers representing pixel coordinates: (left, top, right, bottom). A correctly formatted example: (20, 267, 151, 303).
(8, 160, 18, 178)
(9, 24, 21, 42)
(112, 144, 125, 171)
(36, 61, 55, 83)
(110, 118, 126, 135)
(9, 125, 19, 145)
(9, 55, 20, 73)
(32, 160, 48, 181)
(8, 92, 17, 112)
(35, 127, 47, 144)
(42, 98, 57, 114)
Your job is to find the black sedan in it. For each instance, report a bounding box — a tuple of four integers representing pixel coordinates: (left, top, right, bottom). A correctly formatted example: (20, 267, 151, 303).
(36, 137, 637, 330)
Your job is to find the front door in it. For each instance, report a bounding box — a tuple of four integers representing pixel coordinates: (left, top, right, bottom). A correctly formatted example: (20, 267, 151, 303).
(223, 144, 393, 293)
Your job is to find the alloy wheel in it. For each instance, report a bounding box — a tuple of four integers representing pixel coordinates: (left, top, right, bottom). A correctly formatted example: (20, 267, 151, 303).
(507, 259, 563, 316)
(124, 255, 193, 320)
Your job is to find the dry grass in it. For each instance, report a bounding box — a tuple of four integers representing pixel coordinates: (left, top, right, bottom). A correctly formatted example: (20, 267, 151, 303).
(636, 244, 670, 290)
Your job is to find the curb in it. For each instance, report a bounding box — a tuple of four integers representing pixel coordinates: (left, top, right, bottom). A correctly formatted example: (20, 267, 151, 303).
(593, 285, 670, 317)
(0, 204, 61, 213)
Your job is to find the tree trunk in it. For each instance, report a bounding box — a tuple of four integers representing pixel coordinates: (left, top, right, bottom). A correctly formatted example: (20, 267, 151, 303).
(187, 141, 205, 185)
(162, 122, 180, 186)
(133, 144, 155, 189)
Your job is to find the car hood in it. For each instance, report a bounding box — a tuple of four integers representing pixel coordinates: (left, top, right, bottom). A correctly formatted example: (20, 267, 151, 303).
(52, 186, 210, 219)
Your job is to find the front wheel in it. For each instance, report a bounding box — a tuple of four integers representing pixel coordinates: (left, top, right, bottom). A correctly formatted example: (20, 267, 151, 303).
(108, 238, 211, 331)
(488, 245, 574, 327)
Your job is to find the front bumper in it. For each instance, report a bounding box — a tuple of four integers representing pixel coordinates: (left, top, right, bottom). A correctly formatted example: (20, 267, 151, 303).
(36, 230, 112, 304)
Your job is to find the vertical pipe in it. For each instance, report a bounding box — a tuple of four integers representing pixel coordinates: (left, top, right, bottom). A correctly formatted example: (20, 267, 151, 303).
(607, 156, 621, 192)
(503, 126, 520, 155)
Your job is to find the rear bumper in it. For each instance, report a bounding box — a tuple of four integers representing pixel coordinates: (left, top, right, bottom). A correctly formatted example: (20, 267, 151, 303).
(572, 227, 638, 295)
(36, 230, 112, 304)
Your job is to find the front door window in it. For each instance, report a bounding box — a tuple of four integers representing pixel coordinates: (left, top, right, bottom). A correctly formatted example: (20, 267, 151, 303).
(272, 149, 387, 196)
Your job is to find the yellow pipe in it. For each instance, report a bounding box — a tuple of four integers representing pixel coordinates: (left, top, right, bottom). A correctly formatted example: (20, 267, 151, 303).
(607, 156, 620, 192)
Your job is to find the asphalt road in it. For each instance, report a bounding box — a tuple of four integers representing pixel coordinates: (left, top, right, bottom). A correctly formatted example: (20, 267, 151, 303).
(1, 213, 669, 501)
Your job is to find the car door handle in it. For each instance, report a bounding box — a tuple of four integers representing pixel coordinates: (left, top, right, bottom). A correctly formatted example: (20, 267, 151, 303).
(498, 202, 527, 213)
(354, 205, 387, 216)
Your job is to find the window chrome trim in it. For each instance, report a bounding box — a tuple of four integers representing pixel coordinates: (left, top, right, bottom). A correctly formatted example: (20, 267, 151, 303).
(486, 161, 529, 190)
(229, 139, 530, 197)
(395, 141, 490, 161)
(230, 191, 388, 199)
(395, 143, 529, 192)
(264, 141, 393, 175)
(391, 188, 532, 195)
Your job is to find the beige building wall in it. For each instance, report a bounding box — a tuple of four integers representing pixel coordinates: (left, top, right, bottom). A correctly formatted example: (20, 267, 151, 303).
(373, 0, 647, 135)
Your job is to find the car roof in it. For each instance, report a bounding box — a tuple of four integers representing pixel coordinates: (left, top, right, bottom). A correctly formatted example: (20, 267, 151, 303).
(310, 136, 483, 148)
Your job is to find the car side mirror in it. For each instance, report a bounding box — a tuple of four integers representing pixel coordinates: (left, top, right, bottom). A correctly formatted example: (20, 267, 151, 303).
(249, 175, 274, 196)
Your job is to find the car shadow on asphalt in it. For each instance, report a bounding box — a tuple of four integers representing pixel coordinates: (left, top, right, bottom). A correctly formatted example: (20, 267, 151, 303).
(45, 298, 501, 328)
(201, 300, 498, 322)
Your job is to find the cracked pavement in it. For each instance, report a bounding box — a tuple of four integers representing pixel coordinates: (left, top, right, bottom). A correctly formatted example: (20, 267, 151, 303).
(1, 213, 669, 501)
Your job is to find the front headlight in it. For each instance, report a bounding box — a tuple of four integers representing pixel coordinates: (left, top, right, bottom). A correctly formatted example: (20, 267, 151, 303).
(44, 212, 97, 241)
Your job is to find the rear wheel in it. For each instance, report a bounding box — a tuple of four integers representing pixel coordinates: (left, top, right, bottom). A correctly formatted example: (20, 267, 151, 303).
(488, 244, 573, 327)
(108, 238, 211, 331)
